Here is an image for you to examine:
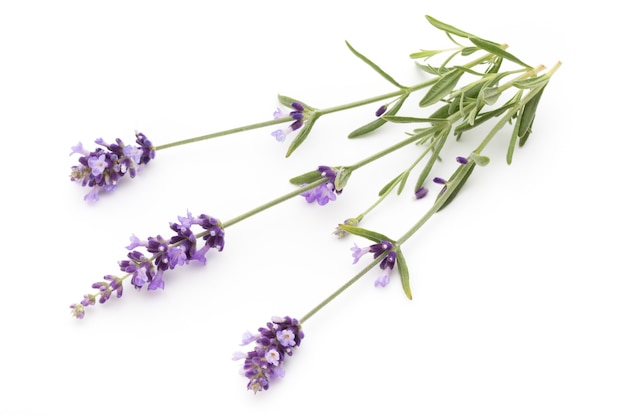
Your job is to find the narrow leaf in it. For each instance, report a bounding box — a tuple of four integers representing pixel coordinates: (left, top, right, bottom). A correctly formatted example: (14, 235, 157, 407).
(425, 15, 476, 39)
(469, 37, 531, 68)
(513, 75, 549, 89)
(378, 172, 404, 196)
(436, 161, 476, 211)
(285, 113, 319, 157)
(395, 248, 412, 300)
(348, 94, 408, 138)
(383, 115, 448, 124)
(469, 152, 490, 166)
(419, 68, 464, 107)
(453, 101, 514, 134)
(339, 225, 391, 243)
(289, 169, 321, 185)
(507, 110, 522, 164)
(409, 49, 443, 59)
(277, 94, 312, 109)
(518, 86, 545, 140)
(415, 126, 450, 190)
(345, 41, 405, 88)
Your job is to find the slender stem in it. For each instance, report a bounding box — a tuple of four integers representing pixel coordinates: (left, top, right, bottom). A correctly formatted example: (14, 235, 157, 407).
(151, 51, 499, 152)
(154, 117, 293, 151)
(221, 180, 324, 229)
(348, 126, 439, 171)
(300, 255, 382, 324)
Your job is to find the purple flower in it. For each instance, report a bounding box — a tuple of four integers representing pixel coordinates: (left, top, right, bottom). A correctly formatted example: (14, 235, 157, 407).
(456, 156, 469, 164)
(70, 212, 225, 319)
(70, 131, 156, 202)
(301, 166, 342, 206)
(234, 316, 304, 393)
(271, 102, 306, 142)
(415, 186, 428, 200)
(375, 251, 396, 287)
(375, 104, 387, 117)
(351, 240, 396, 287)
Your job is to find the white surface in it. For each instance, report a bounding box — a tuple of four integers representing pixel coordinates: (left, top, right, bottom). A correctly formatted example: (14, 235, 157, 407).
(1, 1, 624, 416)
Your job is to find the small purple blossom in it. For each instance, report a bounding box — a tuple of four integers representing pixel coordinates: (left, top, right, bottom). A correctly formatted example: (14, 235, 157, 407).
(70, 212, 225, 319)
(375, 251, 396, 287)
(70, 131, 156, 202)
(456, 156, 469, 164)
(234, 316, 304, 393)
(375, 104, 387, 117)
(415, 186, 428, 200)
(300, 166, 342, 206)
(271, 102, 306, 142)
(351, 240, 396, 287)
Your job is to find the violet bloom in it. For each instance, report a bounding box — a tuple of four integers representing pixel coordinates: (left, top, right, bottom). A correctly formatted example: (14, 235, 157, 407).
(271, 102, 306, 142)
(375, 251, 396, 287)
(301, 165, 342, 206)
(415, 186, 428, 200)
(351, 240, 397, 287)
(233, 316, 304, 393)
(70, 131, 155, 202)
(70, 212, 225, 319)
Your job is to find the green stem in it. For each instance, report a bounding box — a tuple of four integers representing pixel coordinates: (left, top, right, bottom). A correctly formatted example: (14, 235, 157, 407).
(221, 180, 324, 229)
(154, 117, 293, 151)
(300, 255, 382, 324)
(152, 51, 498, 152)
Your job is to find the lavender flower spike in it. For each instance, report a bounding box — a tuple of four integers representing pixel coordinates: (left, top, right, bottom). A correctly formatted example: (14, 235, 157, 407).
(234, 316, 304, 393)
(70, 212, 224, 319)
(70, 131, 156, 202)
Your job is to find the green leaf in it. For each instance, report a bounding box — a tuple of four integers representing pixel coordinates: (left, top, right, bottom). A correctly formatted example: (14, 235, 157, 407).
(469, 37, 531, 68)
(518, 86, 545, 141)
(395, 248, 412, 300)
(480, 86, 501, 105)
(507, 110, 522, 164)
(397, 173, 410, 195)
(419, 67, 464, 107)
(277, 94, 313, 110)
(453, 100, 517, 135)
(415, 61, 443, 75)
(415, 126, 450, 190)
(289, 169, 322, 185)
(469, 152, 490, 166)
(334, 167, 352, 192)
(382, 115, 448, 124)
(348, 94, 409, 138)
(345, 41, 405, 89)
(425, 15, 476, 39)
(338, 225, 391, 243)
(436, 161, 476, 212)
(409, 49, 444, 59)
(378, 172, 404, 196)
(461, 46, 480, 56)
(285, 113, 319, 157)
(513, 74, 550, 89)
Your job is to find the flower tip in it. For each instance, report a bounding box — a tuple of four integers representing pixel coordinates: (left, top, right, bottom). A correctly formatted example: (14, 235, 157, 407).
(415, 186, 428, 200)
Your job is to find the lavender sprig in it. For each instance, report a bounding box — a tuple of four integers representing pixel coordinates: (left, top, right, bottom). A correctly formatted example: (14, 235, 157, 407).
(233, 316, 304, 393)
(70, 131, 155, 202)
(70, 211, 224, 319)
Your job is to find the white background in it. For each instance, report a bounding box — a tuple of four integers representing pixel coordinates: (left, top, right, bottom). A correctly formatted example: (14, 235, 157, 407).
(1, 1, 624, 416)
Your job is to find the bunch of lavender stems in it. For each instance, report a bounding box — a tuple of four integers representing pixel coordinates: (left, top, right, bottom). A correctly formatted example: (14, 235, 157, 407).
(69, 15, 560, 393)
